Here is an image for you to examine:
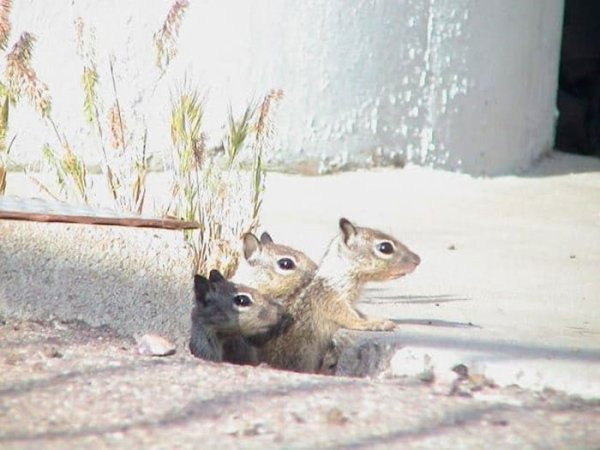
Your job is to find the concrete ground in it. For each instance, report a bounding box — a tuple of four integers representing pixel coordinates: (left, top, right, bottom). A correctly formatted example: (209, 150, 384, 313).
(1, 317, 599, 449)
(260, 151, 600, 397)
(1, 151, 600, 447)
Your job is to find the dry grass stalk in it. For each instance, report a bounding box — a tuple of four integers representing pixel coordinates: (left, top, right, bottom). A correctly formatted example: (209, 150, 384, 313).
(225, 104, 253, 165)
(0, 94, 10, 194)
(0, 0, 11, 51)
(154, 0, 189, 73)
(74, 18, 118, 203)
(166, 85, 283, 276)
(103, 55, 148, 213)
(108, 103, 126, 149)
(255, 89, 284, 138)
(73, 16, 85, 56)
(0, 164, 5, 193)
(167, 85, 245, 276)
(1, 11, 50, 194)
(131, 132, 148, 214)
(25, 171, 62, 201)
(41, 142, 89, 203)
(82, 65, 99, 124)
(108, 56, 128, 152)
(75, 17, 99, 127)
(250, 89, 283, 225)
(60, 18, 150, 214)
(5, 32, 51, 117)
(167, 84, 204, 227)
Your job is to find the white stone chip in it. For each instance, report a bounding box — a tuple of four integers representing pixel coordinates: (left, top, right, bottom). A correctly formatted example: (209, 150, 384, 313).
(137, 334, 176, 357)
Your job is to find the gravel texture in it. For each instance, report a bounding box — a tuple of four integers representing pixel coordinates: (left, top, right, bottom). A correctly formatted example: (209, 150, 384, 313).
(1, 317, 599, 449)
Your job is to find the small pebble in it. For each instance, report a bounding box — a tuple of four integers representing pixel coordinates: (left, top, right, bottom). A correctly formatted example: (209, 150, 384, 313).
(290, 412, 306, 424)
(45, 348, 63, 359)
(325, 407, 349, 425)
(551, 414, 571, 424)
(490, 418, 509, 427)
(137, 334, 176, 357)
(448, 244, 456, 250)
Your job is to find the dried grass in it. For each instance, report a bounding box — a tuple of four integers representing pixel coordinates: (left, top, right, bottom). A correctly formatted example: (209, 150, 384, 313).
(50, 18, 151, 214)
(5, 32, 51, 117)
(0, 0, 11, 51)
(251, 89, 283, 222)
(0, 94, 11, 194)
(154, 0, 189, 74)
(3, 3, 282, 282)
(107, 103, 126, 150)
(166, 85, 283, 276)
(0, 7, 49, 194)
(41, 142, 89, 203)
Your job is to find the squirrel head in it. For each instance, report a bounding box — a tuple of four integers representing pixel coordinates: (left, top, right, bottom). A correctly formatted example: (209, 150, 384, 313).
(335, 217, 420, 282)
(234, 231, 317, 298)
(193, 270, 285, 336)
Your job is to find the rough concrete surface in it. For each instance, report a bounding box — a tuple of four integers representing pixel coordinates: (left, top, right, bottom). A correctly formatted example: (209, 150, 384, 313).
(0, 317, 599, 449)
(1, 151, 600, 447)
(0, 220, 194, 349)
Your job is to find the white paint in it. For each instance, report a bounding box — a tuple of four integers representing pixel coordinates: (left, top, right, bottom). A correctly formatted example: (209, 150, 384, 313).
(4, 0, 564, 175)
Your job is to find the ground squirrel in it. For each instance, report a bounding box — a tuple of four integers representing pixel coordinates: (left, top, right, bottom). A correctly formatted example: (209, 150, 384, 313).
(258, 218, 420, 373)
(234, 231, 318, 299)
(189, 269, 286, 362)
(222, 231, 318, 364)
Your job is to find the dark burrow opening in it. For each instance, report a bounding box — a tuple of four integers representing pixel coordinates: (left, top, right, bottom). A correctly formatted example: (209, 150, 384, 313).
(555, 0, 600, 157)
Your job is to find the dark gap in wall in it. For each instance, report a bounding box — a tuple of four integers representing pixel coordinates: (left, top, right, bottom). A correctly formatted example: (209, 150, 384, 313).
(555, 0, 600, 157)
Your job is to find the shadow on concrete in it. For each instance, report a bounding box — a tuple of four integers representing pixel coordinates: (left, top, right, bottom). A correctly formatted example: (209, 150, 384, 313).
(392, 318, 481, 329)
(514, 151, 600, 177)
(340, 403, 511, 448)
(364, 294, 470, 305)
(0, 376, 356, 443)
(0, 359, 183, 398)
(387, 332, 600, 363)
(336, 398, 597, 448)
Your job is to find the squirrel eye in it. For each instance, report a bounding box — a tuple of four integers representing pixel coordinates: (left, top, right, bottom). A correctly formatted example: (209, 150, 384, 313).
(233, 295, 253, 307)
(277, 258, 296, 270)
(376, 241, 394, 255)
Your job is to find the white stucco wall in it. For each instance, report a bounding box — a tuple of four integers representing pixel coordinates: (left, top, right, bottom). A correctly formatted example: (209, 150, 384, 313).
(5, 0, 564, 175)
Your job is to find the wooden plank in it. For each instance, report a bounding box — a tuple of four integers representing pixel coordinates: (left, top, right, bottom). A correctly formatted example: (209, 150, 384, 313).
(0, 197, 200, 230)
(0, 210, 200, 230)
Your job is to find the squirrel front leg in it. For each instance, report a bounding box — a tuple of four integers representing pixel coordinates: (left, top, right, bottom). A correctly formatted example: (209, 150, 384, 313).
(329, 301, 396, 331)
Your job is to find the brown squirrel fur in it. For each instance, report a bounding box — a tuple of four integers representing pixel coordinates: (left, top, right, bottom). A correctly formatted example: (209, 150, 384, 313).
(257, 218, 420, 373)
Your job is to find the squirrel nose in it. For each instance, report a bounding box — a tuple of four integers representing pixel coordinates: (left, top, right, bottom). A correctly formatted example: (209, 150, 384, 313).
(409, 252, 421, 266)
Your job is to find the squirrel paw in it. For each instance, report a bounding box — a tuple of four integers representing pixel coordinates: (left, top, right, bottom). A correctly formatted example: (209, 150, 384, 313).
(366, 319, 397, 331)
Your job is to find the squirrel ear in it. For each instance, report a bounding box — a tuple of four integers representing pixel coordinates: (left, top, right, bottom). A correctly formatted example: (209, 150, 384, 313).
(339, 217, 357, 243)
(260, 231, 274, 244)
(242, 233, 262, 260)
(208, 269, 225, 283)
(193, 275, 209, 303)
